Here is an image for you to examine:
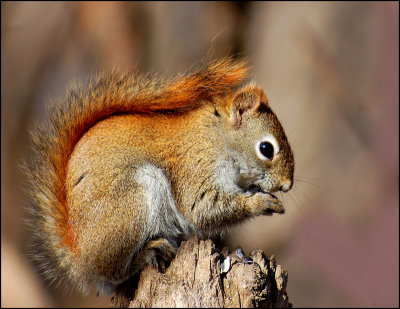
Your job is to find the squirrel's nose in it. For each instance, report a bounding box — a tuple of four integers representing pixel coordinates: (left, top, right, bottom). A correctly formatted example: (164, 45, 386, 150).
(279, 179, 293, 192)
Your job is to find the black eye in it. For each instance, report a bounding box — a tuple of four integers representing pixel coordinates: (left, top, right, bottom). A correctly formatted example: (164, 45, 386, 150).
(259, 142, 274, 160)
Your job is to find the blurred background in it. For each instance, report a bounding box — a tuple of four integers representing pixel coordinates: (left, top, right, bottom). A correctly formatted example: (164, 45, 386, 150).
(1, 1, 398, 307)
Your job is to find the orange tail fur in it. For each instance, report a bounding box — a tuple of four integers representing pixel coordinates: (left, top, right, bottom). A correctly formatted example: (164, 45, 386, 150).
(23, 57, 249, 288)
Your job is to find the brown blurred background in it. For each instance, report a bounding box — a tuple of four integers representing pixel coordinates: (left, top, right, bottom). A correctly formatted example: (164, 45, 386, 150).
(1, 1, 398, 307)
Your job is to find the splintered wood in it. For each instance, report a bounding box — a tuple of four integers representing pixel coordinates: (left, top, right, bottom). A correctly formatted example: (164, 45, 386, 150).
(112, 237, 291, 308)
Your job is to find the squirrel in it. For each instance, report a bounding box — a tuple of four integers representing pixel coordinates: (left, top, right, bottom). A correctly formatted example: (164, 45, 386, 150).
(23, 58, 294, 296)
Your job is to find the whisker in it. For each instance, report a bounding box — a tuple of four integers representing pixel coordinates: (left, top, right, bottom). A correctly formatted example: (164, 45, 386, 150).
(286, 190, 300, 209)
(294, 178, 333, 194)
(285, 192, 302, 215)
(291, 185, 318, 208)
(295, 175, 322, 181)
(279, 191, 285, 206)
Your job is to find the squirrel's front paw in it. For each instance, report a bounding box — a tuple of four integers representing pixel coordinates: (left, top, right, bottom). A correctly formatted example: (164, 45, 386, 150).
(263, 193, 285, 215)
(250, 192, 285, 216)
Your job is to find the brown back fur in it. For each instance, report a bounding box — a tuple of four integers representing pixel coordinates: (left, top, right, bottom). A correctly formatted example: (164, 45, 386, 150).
(23, 58, 249, 288)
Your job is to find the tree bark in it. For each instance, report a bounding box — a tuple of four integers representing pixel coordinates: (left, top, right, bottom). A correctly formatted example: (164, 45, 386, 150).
(111, 237, 292, 308)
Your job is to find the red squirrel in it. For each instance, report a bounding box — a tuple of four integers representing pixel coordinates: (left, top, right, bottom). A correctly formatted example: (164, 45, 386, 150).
(24, 58, 294, 295)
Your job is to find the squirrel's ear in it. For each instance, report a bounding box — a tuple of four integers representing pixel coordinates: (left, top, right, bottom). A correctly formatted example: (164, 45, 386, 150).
(229, 86, 268, 128)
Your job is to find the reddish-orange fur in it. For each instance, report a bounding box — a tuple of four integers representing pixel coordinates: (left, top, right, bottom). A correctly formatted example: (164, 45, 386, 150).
(25, 58, 248, 260)
(23, 57, 294, 295)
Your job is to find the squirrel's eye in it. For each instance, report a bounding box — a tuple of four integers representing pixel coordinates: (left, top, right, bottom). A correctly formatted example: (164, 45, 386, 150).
(259, 142, 274, 160)
(255, 135, 279, 161)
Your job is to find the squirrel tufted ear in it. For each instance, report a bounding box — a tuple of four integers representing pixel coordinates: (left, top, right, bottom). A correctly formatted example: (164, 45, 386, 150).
(229, 86, 268, 128)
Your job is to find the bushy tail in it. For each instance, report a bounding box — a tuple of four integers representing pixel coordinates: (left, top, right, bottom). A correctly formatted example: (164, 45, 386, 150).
(23, 57, 249, 291)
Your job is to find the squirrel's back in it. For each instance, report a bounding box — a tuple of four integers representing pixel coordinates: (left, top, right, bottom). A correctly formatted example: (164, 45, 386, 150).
(23, 58, 249, 292)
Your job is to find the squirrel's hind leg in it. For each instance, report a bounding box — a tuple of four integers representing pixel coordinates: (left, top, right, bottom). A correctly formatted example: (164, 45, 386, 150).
(127, 238, 177, 275)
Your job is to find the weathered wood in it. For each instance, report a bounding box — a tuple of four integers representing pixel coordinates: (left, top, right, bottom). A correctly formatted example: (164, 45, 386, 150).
(111, 237, 291, 308)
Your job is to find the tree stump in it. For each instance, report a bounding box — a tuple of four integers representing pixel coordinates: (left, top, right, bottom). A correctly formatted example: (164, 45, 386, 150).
(111, 237, 291, 308)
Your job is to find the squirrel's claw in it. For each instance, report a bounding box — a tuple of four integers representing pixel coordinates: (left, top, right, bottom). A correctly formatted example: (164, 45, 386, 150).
(264, 193, 285, 215)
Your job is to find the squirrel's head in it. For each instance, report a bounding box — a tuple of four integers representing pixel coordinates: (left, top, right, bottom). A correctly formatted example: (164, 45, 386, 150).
(221, 84, 294, 196)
